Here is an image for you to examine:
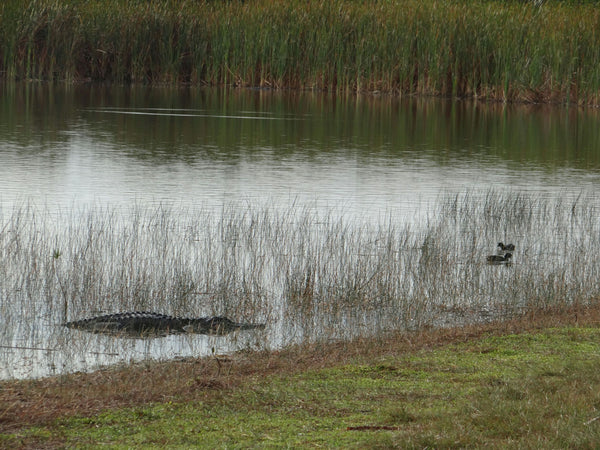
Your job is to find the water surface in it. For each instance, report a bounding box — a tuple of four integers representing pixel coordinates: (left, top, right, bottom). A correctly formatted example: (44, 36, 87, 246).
(2, 84, 600, 213)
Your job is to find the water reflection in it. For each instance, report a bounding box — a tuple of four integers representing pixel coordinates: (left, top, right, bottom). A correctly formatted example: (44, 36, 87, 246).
(1, 84, 599, 219)
(2, 84, 600, 212)
(2, 83, 600, 166)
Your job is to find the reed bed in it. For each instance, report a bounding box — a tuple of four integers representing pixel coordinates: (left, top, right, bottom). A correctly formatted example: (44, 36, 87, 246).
(1, 190, 600, 354)
(1, 0, 600, 104)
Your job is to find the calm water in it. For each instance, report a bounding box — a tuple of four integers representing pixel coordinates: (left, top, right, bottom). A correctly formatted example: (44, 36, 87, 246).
(1, 82, 600, 379)
(2, 83, 600, 214)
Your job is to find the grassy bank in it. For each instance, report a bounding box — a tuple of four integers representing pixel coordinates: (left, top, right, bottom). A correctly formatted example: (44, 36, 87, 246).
(2, 303, 600, 448)
(1, 0, 600, 104)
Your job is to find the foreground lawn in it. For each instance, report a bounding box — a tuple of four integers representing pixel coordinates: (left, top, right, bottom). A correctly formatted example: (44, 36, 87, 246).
(3, 309, 600, 448)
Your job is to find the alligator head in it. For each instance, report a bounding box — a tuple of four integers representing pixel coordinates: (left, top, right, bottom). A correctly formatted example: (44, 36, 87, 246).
(183, 316, 267, 335)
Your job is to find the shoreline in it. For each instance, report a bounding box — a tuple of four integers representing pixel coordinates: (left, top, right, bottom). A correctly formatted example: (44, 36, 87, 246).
(2, 301, 598, 433)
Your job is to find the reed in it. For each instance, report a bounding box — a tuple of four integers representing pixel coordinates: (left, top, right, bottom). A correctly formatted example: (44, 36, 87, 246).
(1, 0, 600, 104)
(1, 190, 600, 349)
(3, 191, 600, 378)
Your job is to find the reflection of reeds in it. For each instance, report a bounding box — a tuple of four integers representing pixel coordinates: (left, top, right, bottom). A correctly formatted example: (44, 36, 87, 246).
(2, 1, 600, 103)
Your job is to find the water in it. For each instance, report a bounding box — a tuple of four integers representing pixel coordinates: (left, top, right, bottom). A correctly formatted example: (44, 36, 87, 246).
(3, 84, 600, 213)
(1, 82, 600, 379)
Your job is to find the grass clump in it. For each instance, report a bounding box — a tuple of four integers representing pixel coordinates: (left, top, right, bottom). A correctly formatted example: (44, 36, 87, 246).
(1, 0, 600, 104)
(3, 190, 600, 378)
(2, 305, 600, 448)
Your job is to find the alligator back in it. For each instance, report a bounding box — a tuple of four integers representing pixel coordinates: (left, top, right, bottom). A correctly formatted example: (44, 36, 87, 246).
(64, 311, 188, 336)
(64, 311, 266, 337)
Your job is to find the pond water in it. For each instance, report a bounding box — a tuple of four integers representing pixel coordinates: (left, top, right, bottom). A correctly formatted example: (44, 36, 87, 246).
(1, 82, 600, 379)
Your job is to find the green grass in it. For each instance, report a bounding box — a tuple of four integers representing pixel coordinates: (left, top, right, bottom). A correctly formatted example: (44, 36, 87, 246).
(1, 0, 600, 104)
(5, 323, 600, 448)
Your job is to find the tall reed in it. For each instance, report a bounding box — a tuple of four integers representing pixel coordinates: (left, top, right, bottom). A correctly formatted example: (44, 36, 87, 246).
(1, 0, 600, 104)
(1, 191, 600, 348)
(5, 190, 600, 378)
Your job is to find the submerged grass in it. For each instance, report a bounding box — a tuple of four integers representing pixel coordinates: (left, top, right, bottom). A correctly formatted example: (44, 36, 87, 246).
(2, 304, 600, 448)
(2, 190, 600, 360)
(1, 0, 600, 104)
(0, 190, 597, 383)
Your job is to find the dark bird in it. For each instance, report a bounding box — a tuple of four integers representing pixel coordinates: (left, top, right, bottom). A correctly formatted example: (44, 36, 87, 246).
(487, 252, 513, 264)
(497, 242, 515, 253)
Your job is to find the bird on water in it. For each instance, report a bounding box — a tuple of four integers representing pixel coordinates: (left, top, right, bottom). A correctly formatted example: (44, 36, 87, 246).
(497, 242, 515, 253)
(487, 252, 513, 264)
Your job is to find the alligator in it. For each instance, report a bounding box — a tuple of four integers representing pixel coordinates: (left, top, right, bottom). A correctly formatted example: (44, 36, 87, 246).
(63, 311, 266, 337)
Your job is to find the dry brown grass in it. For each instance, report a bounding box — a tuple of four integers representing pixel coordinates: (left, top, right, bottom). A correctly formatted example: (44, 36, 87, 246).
(2, 301, 598, 433)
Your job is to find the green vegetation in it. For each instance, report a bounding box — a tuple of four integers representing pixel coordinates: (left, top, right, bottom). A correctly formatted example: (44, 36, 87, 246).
(1, 0, 600, 104)
(3, 308, 600, 448)
(3, 191, 600, 360)
(2, 191, 600, 370)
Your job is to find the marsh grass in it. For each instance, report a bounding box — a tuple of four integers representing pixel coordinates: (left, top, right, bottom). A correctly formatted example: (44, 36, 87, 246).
(1, 189, 600, 379)
(1, 192, 599, 328)
(1, 0, 600, 104)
